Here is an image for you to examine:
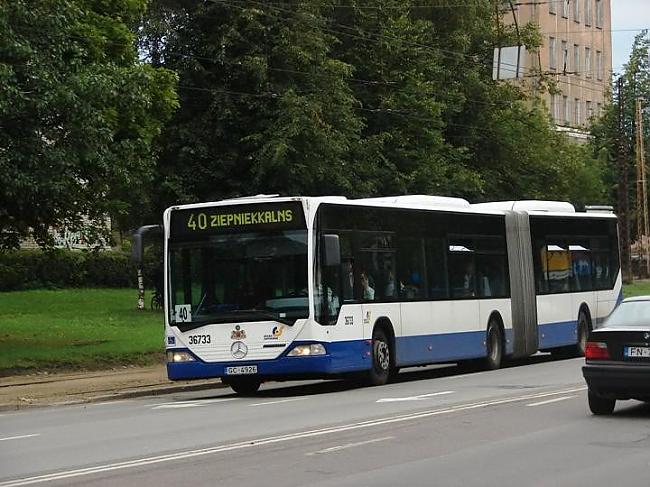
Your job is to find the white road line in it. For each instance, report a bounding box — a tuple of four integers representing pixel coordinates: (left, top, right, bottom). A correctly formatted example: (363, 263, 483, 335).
(249, 398, 307, 407)
(0, 386, 586, 487)
(91, 400, 134, 407)
(376, 391, 455, 403)
(150, 398, 237, 409)
(526, 395, 576, 407)
(305, 436, 394, 456)
(0, 434, 40, 442)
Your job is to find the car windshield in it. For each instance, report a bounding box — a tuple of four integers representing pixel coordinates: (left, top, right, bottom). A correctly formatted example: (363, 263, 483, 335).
(602, 301, 650, 328)
(169, 230, 308, 327)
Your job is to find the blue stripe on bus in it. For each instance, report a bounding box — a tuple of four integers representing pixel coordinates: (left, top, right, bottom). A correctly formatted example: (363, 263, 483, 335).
(395, 331, 486, 366)
(168, 318, 581, 381)
(538, 320, 577, 349)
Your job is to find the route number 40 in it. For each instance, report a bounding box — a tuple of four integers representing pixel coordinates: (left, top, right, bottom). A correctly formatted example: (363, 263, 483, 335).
(175, 304, 192, 323)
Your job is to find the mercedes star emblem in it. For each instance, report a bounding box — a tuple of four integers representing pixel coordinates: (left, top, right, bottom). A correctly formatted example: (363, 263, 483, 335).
(231, 341, 248, 359)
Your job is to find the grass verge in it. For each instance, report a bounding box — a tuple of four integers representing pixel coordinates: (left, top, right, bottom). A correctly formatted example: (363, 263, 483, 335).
(622, 280, 650, 298)
(1, 282, 647, 375)
(0, 289, 163, 375)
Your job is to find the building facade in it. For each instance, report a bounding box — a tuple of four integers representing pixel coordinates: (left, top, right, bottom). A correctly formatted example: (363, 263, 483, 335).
(506, 0, 612, 138)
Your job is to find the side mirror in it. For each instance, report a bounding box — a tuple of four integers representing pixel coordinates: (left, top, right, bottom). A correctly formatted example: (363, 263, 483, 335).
(321, 234, 341, 267)
(132, 233, 143, 264)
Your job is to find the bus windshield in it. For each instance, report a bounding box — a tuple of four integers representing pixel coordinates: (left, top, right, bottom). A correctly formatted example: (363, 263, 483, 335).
(169, 230, 308, 327)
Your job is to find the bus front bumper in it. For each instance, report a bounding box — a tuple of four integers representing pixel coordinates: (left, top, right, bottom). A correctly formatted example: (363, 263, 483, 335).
(167, 340, 371, 381)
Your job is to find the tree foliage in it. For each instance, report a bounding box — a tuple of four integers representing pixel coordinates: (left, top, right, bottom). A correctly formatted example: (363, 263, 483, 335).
(590, 31, 650, 238)
(0, 0, 178, 249)
(138, 0, 606, 216)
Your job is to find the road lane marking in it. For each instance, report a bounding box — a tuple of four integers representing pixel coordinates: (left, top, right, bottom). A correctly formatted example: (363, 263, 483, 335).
(151, 398, 237, 409)
(305, 436, 394, 456)
(0, 386, 586, 487)
(377, 391, 454, 402)
(526, 395, 576, 407)
(91, 400, 134, 407)
(249, 398, 307, 407)
(0, 434, 40, 442)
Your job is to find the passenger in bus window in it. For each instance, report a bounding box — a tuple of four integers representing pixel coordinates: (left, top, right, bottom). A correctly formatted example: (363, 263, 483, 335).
(360, 270, 375, 300)
(342, 259, 354, 301)
(463, 261, 475, 297)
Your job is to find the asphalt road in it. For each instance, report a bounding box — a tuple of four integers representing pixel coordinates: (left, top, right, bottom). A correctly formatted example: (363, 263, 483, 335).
(1, 355, 649, 487)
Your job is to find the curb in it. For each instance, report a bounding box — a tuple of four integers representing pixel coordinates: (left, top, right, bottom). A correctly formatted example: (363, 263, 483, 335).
(0, 381, 228, 412)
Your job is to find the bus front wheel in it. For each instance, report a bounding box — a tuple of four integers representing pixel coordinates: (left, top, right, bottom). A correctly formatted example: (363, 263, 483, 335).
(368, 328, 391, 386)
(227, 378, 262, 396)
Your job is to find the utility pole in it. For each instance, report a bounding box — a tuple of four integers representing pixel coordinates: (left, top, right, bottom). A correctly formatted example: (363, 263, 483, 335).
(636, 97, 649, 277)
(617, 78, 632, 281)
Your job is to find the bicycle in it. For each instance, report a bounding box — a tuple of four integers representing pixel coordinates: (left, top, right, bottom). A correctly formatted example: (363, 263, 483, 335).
(150, 287, 163, 310)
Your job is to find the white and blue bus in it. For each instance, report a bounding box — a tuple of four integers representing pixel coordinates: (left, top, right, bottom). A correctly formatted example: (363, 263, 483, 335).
(163, 195, 621, 394)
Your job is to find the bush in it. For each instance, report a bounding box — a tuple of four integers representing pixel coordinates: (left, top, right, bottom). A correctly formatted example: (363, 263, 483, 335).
(0, 249, 161, 291)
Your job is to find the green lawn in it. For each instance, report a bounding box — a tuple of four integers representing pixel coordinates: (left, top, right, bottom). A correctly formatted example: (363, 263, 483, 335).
(0, 289, 164, 374)
(622, 280, 650, 298)
(1, 282, 649, 375)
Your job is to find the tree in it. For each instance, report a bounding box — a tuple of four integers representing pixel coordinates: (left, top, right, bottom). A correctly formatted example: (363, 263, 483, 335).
(0, 0, 178, 249)
(138, 0, 608, 214)
(590, 31, 650, 236)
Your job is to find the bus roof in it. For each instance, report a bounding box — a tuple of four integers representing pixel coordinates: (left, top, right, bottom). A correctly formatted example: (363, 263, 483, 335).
(166, 195, 616, 219)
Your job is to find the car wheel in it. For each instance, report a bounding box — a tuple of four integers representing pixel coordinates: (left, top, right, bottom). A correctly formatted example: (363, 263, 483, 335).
(368, 328, 391, 386)
(484, 320, 504, 370)
(228, 378, 262, 396)
(588, 389, 615, 415)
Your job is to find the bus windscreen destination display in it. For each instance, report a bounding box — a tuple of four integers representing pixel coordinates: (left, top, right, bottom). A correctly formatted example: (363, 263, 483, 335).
(170, 202, 306, 237)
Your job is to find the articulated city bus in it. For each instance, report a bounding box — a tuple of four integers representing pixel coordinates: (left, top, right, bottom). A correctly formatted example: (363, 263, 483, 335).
(163, 195, 621, 394)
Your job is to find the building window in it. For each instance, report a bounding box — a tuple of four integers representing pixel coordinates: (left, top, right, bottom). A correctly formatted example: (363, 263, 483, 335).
(597, 102, 602, 116)
(596, 50, 603, 80)
(562, 0, 569, 18)
(574, 44, 580, 75)
(550, 0, 557, 14)
(549, 37, 557, 70)
(595, 0, 603, 28)
(563, 95, 570, 124)
(561, 40, 568, 72)
(585, 0, 592, 25)
(575, 98, 581, 125)
(585, 47, 591, 77)
(586, 101, 593, 120)
(574, 0, 580, 22)
(551, 94, 560, 122)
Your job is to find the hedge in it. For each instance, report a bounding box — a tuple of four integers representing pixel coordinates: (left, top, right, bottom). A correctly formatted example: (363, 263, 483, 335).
(0, 249, 161, 291)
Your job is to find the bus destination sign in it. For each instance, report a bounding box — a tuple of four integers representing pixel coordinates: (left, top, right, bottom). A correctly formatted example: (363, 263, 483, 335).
(170, 202, 306, 237)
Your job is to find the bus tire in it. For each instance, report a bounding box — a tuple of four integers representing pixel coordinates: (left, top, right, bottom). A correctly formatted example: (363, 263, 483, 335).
(227, 378, 262, 396)
(484, 319, 504, 370)
(368, 328, 391, 386)
(576, 309, 590, 357)
(588, 389, 615, 415)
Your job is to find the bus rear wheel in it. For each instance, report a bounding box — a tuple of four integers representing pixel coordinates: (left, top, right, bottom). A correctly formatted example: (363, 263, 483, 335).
(576, 310, 590, 357)
(484, 320, 504, 370)
(368, 328, 391, 386)
(227, 378, 262, 396)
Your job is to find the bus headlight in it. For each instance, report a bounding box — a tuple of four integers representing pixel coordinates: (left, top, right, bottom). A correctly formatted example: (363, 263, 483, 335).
(167, 351, 196, 363)
(287, 344, 326, 357)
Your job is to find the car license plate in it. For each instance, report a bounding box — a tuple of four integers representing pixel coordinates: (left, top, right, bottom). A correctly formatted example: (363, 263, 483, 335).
(625, 346, 650, 358)
(226, 365, 258, 375)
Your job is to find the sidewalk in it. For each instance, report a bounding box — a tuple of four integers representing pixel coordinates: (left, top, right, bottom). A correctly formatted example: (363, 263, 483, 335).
(0, 364, 221, 411)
